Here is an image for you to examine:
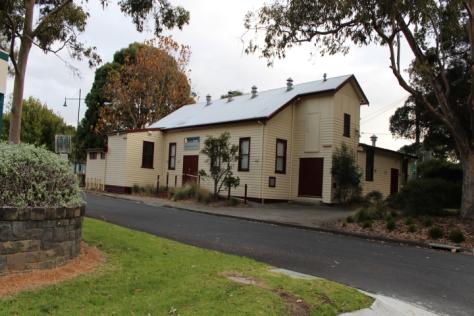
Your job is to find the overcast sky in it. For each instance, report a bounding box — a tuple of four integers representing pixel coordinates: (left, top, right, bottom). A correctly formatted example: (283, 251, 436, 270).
(4, 0, 414, 150)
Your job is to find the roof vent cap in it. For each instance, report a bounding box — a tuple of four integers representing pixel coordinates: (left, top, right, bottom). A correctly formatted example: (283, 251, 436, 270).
(286, 78, 293, 91)
(251, 85, 258, 98)
(370, 134, 378, 147)
(206, 94, 212, 106)
(323, 73, 327, 81)
(227, 91, 233, 102)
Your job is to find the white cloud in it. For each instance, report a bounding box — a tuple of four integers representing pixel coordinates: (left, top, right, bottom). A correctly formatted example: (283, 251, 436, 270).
(4, 0, 413, 150)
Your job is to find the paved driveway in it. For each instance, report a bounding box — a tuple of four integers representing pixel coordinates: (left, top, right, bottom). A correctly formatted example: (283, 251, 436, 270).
(86, 193, 474, 316)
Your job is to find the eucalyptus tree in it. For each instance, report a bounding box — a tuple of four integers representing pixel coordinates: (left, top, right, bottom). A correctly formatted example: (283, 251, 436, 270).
(0, 0, 189, 144)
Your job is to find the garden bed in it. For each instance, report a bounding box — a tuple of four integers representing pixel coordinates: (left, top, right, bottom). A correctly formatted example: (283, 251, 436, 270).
(324, 214, 474, 250)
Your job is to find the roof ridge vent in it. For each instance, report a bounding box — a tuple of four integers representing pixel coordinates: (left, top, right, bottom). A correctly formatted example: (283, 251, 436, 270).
(206, 94, 212, 106)
(227, 91, 233, 102)
(286, 78, 293, 91)
(251, 85, 258, 98)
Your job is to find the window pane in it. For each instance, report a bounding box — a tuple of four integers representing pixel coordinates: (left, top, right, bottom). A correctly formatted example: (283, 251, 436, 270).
(241, 140, 249, 154)
(276, 157, 284, 171)
(240, 156, 249, 170)
(277, 142, 285, 156)
(171, 144, 176, 155)
(170, 157, 176, 169)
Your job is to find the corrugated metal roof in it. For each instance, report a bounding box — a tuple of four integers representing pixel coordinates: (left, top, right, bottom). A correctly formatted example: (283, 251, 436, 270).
(149, 74, 367, 130)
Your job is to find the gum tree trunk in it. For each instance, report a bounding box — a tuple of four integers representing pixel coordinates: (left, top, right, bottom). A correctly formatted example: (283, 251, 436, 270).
(8, 0, 34, 144)
(460, 150, 474, 219)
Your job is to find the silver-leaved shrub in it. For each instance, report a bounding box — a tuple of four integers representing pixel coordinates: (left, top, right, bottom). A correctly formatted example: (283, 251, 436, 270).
(0, 142, 83, 207)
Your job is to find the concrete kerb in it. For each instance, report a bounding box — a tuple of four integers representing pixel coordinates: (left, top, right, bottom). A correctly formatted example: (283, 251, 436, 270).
(89, 191, 473, 254)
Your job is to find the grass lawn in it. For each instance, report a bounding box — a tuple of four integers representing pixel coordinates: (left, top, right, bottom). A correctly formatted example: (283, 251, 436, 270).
(1, 218, 372, 315)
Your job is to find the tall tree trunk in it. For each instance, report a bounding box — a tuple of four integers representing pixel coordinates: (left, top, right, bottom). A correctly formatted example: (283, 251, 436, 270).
(8, 0, 34, 144)
(460, 150, 474, 219)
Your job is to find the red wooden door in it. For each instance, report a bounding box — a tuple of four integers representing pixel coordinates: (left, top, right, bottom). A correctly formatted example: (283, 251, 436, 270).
(182, 155, 199, 185)
(390, 168, 399, 195)
(298, 158, 324, 197)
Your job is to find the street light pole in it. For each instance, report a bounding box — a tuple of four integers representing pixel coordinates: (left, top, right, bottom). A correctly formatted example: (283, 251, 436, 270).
(63, 89, 84, 173)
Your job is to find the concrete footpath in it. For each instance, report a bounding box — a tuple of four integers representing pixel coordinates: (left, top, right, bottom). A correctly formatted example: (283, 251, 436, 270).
(88, 191, 355, 228)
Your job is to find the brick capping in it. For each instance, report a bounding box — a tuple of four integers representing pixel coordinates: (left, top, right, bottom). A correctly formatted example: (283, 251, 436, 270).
(0, 205, 85, 275)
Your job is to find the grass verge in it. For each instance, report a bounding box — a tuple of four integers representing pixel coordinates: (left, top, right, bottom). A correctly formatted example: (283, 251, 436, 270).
(1, 218, 372, 315)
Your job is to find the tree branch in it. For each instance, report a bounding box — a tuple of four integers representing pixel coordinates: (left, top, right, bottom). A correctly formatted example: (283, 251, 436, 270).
(32, 0, 73, 38)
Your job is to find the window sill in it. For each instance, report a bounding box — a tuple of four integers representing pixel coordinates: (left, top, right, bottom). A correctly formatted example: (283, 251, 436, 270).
(141, 166, 154, 169)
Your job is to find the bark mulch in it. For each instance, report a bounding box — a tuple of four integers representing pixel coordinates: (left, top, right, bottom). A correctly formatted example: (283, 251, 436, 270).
(0, 242, 104, 298)
(324, 216, 474, 250)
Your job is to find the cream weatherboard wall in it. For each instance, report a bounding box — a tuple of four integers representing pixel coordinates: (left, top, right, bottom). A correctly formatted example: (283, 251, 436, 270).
(357, 148, 404, 198)
(125, 131, 162, 188)
(104, 134, 128, 188)
(85, 153, 106, 189)
(160, 121, 264, 199)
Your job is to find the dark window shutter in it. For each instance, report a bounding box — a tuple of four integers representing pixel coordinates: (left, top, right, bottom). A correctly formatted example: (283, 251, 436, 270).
(141, 141, 154, 169)
(365, 148, 374, 181)
(343, 113, 351, 137)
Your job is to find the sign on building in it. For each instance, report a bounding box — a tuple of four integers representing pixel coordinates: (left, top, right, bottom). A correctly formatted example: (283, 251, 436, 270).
(184, 136, 200, 150)
(0, 50, 9, 137)
(55, 135, 72, 154)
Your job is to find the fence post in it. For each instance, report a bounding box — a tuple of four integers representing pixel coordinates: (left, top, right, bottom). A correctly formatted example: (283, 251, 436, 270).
(166, 173, 169, 190)
(175, 175, 177, 187)
(227, 185, 231, 200)
(156, 175, 160, 195)
(244, 184, 247, 204)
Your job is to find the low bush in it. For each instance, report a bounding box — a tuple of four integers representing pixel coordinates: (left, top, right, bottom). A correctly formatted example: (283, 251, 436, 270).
(417, 159, 462, 183)
(407, 224, 417, 233)
(196, 188, 213, 204)
(172, 184, 198, 201)
(346, 216, 354, 223)
(389, 178, 461, 215)
(227, 197, 240, 206)
(355, 209, 371, 223)
(365, 190, 384, 204)
(428, 226, 444, 239)
(0, 142, 83, 207)
(448, 228, 465, 244)
(386, 218, 396, 231)
(405, 217, 414, 226)
(423, 216, 433, 227)
(361, 221, 372, 229)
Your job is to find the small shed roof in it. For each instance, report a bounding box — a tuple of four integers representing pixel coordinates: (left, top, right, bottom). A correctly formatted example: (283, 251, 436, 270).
(149, 74, 368, 130)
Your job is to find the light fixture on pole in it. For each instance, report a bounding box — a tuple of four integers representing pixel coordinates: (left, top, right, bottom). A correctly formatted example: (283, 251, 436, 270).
(63, 89, 84, 173)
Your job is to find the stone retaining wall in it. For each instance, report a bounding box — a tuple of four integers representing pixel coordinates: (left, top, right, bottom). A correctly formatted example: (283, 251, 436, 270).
(0, 206, 85, 275)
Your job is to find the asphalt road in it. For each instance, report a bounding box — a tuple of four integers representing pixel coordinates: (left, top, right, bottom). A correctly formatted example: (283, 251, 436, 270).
(85, 193, 474, 316)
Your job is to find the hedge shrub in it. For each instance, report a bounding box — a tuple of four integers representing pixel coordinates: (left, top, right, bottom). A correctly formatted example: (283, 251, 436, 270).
(388, 178, 461, 215)
(0, 142, 83, 207)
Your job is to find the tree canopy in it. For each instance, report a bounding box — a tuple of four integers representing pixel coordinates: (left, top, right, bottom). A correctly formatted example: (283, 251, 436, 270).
(99, 38, 193, 131)
(1, 0, 189, 144)
(1, 97, 75, 151)
(245, 0, 474, 218)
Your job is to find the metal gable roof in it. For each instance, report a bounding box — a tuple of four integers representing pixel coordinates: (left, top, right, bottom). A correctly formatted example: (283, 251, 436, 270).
(149, 74, 368, 130)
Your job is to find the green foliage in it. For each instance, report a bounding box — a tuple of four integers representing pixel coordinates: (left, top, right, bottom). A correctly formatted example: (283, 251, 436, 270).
(405, 217, 414, 226)
(407, 224, 417, 233)
(417, 159, 463, 183)
(331, 143, 362, 204)
(199, 132, 240, 198)
(389, 178, 461, 215)
(0, 142, 83, 207)
(346, 216, 354, 223)
(423, 216, 433, 227)
(385, 219, 396, 231)
(448, 228, 465, 244)
(227, 197, 240, 207)
(365, 191, 383, 205)
(428, 226, 444, 240)
(132, 184, 156, 195)
(171, 184, 213, 204)
(1, 97, 75, 152)
(361, 221, 372, 229)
